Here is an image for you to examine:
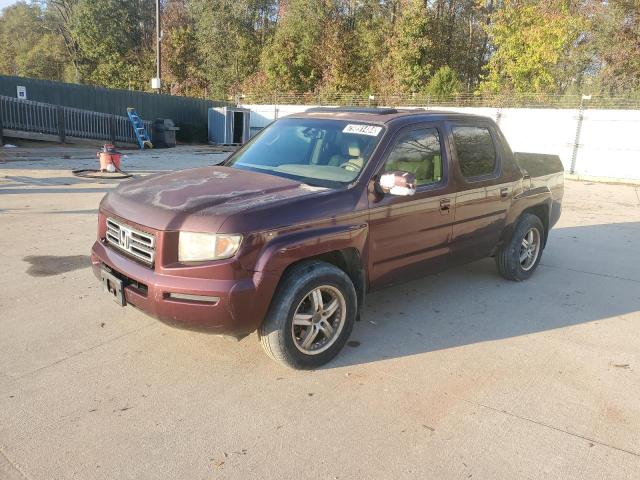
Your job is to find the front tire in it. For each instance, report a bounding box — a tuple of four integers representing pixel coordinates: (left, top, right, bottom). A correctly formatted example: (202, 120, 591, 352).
(258, 261, 357, 369)
(495, 213, 545, 281)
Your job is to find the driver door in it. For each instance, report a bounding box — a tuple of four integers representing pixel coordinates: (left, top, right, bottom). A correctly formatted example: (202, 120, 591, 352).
(368, 124, 455, 288)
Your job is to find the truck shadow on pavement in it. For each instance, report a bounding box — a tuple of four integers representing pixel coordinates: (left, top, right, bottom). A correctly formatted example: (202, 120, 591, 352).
(24, 255, 91, 277)
(330, 221, 640, 369)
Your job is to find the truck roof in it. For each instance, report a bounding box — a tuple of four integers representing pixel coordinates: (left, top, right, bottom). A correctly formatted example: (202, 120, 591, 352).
(290, 107, 491, 125)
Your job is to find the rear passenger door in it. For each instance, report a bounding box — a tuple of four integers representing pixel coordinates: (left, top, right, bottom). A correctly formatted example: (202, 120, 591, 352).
(448, 122, 511, 264)
(368, 123, 454, 288)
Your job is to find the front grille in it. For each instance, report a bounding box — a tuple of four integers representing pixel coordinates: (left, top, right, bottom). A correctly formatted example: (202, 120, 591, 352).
(105, 217, 155, 265)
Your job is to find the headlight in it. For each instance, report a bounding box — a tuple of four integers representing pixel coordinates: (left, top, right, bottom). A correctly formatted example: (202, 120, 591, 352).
(178, 232, 242, 262)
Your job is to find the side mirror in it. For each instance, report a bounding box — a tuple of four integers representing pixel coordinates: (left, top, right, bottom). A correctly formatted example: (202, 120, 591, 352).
(378, 171, 417, 196)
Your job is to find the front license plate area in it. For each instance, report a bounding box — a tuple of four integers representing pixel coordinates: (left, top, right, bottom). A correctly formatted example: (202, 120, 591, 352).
(101, 269, 126, 306)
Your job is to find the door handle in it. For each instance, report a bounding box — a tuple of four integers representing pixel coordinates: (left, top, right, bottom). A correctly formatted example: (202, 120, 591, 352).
(440, 198, 451, 214)
(500, 187, 509, 198)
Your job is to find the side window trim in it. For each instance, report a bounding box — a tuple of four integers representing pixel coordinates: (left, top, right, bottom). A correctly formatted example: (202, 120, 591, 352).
(448, 122, 502, 183)
(376, 122, 449, 192)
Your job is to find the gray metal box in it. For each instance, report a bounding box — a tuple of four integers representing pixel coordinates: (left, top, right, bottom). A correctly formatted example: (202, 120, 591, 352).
(208, 106, 251, 145)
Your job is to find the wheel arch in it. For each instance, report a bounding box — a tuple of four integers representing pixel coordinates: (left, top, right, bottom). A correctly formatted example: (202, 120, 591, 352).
(500, 194, 552, 251)
(520, 203, 550, 246)
(279, 248, 366, 316)
(253, 224, 369, 326)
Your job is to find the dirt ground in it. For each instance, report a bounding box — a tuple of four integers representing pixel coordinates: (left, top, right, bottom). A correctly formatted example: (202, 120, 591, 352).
(1, 144, 639, 479)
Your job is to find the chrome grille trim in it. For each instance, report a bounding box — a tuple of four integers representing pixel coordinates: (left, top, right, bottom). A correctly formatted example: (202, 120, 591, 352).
(105, 217, 155, 265)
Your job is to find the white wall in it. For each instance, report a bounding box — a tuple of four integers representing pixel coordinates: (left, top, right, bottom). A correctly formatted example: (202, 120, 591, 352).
(240, 104, 640, 181)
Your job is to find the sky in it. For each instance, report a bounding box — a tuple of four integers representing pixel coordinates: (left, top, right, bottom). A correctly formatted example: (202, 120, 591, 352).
(0, 0, 17, 11)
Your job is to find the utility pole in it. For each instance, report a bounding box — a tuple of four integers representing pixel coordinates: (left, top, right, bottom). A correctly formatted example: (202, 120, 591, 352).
(151, 0, 162, 93)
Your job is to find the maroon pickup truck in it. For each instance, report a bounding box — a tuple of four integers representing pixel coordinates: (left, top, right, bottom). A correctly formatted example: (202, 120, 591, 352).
(91, 108, 563, 368)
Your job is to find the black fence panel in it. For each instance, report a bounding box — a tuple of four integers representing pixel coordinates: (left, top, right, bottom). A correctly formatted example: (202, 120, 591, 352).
(0, 76, 231, 142)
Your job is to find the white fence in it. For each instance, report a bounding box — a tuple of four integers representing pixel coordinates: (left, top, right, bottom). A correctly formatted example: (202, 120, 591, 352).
(241, 104, 640, 181)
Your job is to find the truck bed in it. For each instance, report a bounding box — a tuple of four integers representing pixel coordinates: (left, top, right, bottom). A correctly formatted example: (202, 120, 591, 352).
(515, 152, 564, 229)
(514, 152, 564, 177)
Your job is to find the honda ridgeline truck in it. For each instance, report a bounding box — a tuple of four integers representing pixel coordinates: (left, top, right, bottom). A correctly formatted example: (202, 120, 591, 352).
(91, 108, 564, 369)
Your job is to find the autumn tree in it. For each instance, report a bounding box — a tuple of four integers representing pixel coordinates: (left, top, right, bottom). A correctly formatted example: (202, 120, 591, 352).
(317, 0, 393, 96)
(428, 65, 463, 99)
(385, 0, 433, 94)
(479, 1, 582, 95)
(591, 0, 640, 94)
(191, 0, 276, 99)
(45, 0, 81, 82)
(257, 0, 331, 93)
(0, 2, 71, 80)
(70, 0, 155, 89)
(1, 0, 638, 100)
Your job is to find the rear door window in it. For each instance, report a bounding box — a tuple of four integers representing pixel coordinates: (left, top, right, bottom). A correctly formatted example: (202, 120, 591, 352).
(452, 126, 497, 178)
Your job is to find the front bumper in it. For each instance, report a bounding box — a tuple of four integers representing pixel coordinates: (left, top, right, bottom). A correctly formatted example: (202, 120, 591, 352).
(91, 240, 272, 336)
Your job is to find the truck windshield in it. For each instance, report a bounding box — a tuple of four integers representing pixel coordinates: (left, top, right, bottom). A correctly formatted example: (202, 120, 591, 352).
(225, 117, 384, 188)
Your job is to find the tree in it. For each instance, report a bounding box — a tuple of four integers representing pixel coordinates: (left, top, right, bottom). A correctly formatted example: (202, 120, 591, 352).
(592, 0, 640, 94)
(258, 0, 331, 93)
(21, 33, 70, 80)
(428, 65, 463, 99)
(0, 0, 637, 101)
(161, 0, 206, 96)
(423, 0, 495, 92)
(45, 0, 81, 82)
(386, 0, 433, 94)
(191, 0, 274, 99)
(317, 0, 391, 96)
(0, 1, 72, 81)
(70, 0, 155, 89)
(479, 1, 582, 95)
(0, 2, 47, 76)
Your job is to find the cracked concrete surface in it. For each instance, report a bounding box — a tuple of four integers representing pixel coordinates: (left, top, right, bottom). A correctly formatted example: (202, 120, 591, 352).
(0, 147, 639, 479)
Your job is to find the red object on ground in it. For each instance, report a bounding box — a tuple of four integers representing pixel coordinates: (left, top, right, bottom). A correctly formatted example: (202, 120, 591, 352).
(97, 144, 122, 171)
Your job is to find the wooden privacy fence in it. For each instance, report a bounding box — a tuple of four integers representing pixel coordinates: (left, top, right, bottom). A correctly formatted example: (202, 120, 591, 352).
(0, 95, 151, 145)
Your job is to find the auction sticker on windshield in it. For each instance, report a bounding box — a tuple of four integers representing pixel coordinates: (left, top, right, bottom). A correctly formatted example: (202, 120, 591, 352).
(343, 124, 383, 136)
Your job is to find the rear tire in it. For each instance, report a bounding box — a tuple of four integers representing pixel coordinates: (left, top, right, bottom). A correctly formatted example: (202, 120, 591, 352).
(258, 260, 357, 369)
(495, 213, 545, 281)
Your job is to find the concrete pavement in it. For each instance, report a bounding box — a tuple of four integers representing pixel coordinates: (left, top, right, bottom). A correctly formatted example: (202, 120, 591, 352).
(0, 148, 639, 479)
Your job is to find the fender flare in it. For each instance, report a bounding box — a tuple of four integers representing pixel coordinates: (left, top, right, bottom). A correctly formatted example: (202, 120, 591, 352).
(500, 188, 553, 248)
(254, 223, 369, 275)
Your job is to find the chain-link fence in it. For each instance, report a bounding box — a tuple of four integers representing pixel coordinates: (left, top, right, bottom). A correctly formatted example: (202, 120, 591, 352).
(238, 92, 640, 110)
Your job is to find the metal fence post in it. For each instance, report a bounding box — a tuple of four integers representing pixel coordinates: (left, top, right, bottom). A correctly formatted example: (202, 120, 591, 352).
(570, 96, 590, 174)
(56, 105, 66, 143)
(109, 114, 116, 145)
(273, 93, 279, 121)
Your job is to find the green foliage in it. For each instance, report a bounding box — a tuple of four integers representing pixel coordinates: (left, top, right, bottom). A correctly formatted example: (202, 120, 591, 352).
(70, 0, 155, 89)
(388, 0, 433, 93)
(479, 2, 582, 95)
(0, 0, 638, 100)
(0, 1, 70, 80)
(258, 0, 330, 93)
(591, 0, 640, 94)
(21, 33, 71, 80)
(428, 66, 462, 99)
(317, 0, 392, 96)
(161, 1, 205, 96)
(191, 0, 271, 99)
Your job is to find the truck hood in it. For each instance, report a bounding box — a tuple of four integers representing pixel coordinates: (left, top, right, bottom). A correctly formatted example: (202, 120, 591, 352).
(100, 166, 328, 231)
